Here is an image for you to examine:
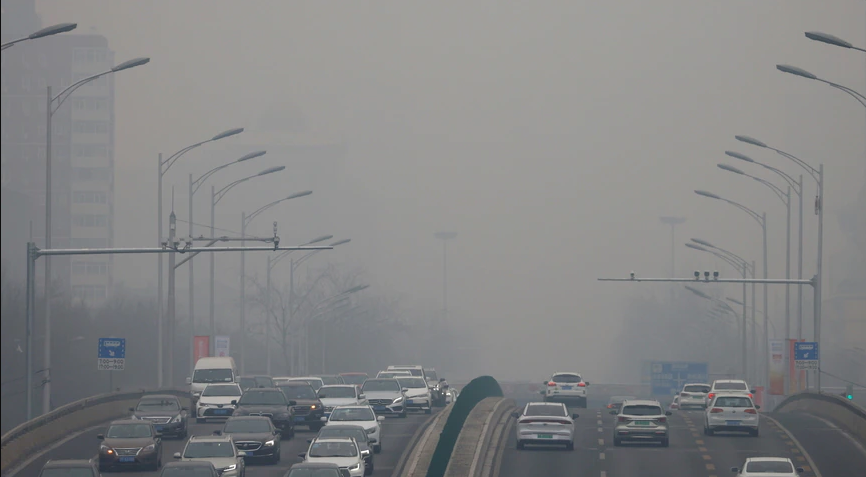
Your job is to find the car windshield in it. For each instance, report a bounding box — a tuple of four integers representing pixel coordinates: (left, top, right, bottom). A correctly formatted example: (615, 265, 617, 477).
(319, 387, 356, 399)
(714, 396, 754, 408)
(609, 396, 635, 404)
(552, 374, 582, 383)
(390, 368, 422, 376)
(684, 385, 711, 393)
(279, 385, 317, 400)
(160, 467, 215, 477)
(319, 376, 343, 385)
(363, 380, 400, 392)
(526, 404, 567, 417)
(330, 408, 375, 422)
(238, 377, 258, 389)
(224, 419, 271, 433)
(287, 469, 343, 477)
(309, 441, 358, 458)
(745, 461, 794, 473)
(340, 375, 368, 386)
(255, 377, 274, 387)
(238, 390, 287, 405)
(621, 405, 663, 416)
(714, 382, 748, 391)
(293, 379, 324, 390)
(397, 377, 427, 389)
(318, 428, 367, 443)
(106, 424, 153, 438)
(137, 398, 180, 411)
(202, 385, 241, 397)
(183, 441, 235, 458)
(193, 369, 233, 383)
(425, 370, 438, 381)
(39, 469, 96, 477)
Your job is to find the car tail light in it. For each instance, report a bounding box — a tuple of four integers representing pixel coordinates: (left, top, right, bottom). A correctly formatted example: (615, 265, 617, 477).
(606, 404, 613, 409)
(680, 392, 690, 397)
(617, 416, 628, 423)
(710, 408, 724, 413)
(548, 382, 557, 387)
(578, 382, 586, 387)
(747, 393, 753, 398)
(744, 408, 757, 414)
(708, 393, 715, 400)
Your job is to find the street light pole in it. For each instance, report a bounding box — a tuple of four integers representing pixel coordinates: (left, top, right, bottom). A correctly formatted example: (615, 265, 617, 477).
(660, 217, 686, 302)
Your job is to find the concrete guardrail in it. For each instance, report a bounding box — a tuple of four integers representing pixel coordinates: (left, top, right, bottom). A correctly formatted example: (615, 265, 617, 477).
(392, 404, 454, 477)
(1, 388, 190, 474)
(443, 397, 514, 477)
(775, 390, 866, 444)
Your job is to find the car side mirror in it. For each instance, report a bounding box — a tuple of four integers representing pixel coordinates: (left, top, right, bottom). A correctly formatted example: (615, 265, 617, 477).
(231, 400, 238, 405)
(572, 413, 579, 419)
(128, 407, 135, 412)
(320, 416, 328, 422)
(306, 439, 313, 443)
(510, 411, 520, 419)
(609, 410, 617, 415)
(185, 377, 192, 385)
(796, 467, 804, 474)
(377, 415, 385, 422)
(155, 432, 163, 438)
(173, 452, 181, 459)
(730, 467, 739, 473)
(288, 400, 297, 406)
(754, 405, 761, 410)
(181, 406, 188, 411)
(359, 394, 365, 399)
(665, 411, 673, 416)
(297, 453, 306, 458)
(584, 382, 590, 386)
(750, 389, 756, 394)
(274, 429, 281, 435)
(97, 434, 105, 440)
(361, 449, 370, 456)
(402, 388, 409, 393)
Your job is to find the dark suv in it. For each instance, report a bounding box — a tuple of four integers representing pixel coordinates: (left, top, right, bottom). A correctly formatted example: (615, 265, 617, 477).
(130, 394, 188, 438)
(278, 382, 325, 431)
(231, 388, 296, 436)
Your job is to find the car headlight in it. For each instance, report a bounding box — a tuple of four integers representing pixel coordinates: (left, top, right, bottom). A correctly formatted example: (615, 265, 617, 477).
(143, 444, 155, 451)
(193, 392, 201, 398)
(309, 404, 317, 409)
(222, 464, 237, 472)
(100, 444, 111, 452)
(393, 396, 404, 404)
(264, 439, 275, 447)
(366, 427, 376, 434)
(172, 414, 182, 423)
(348, 463, 361, 471)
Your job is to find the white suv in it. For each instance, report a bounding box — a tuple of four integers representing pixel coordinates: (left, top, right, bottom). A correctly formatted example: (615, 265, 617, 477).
(708, 379, 755, 403)
(678, 383, 711, 410)
(542, 372, 589, 408)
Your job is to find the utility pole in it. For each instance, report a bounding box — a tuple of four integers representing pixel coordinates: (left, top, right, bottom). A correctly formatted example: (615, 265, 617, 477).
(660, 217, 686, 302)
(167, 210, 177, 386)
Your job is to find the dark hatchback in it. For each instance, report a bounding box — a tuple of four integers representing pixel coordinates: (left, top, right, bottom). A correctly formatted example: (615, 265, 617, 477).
(232, 388, 297, 436)
(278, 382, 325, 431)
(97, 419, 163, 471)
(39, 459, 100, 477)
(221, 416, 282, 463)
(130, 394, 189, 438)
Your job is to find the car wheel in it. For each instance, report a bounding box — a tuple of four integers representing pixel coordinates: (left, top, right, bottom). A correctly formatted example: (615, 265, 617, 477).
(516, 440, 525, 450)
(272, 450, 281, 464)
(660, 438, 669, 447)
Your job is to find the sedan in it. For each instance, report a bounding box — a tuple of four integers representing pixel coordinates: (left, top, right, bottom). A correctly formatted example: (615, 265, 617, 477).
(221, 416, 282, 463)
(231, 388, 297, 436)
(130, 394, 188, 438)
(732, 457, 804, 475)
(98, 419, 163, 471)
(512, 402, 579, 450)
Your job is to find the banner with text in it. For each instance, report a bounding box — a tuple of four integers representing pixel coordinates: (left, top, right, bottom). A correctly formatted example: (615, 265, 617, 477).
(193, 336, 210, 364)
(788, 339, 805, 393)
(769, 339, 785, 395)
(215, 335, 230, 357)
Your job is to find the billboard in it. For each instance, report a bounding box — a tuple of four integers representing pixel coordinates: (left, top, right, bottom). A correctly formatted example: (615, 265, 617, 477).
(768, 339, 785, 395)
(193, 336, 210, 365)
(650, 362, 709, 396)
(215, 335, 230, 357)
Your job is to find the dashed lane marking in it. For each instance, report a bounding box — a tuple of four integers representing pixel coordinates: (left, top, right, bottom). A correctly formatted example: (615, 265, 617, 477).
(702, 454, 712, 461)
(598, 427, 603, 432)
(762, 414, 823, 477)
(599, 452, 605, 460)
(598, 438, 604, 446)
(706, 463, 716, 471)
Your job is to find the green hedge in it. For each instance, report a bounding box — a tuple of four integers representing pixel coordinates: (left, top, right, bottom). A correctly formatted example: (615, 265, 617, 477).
(426, 376, 503, 477)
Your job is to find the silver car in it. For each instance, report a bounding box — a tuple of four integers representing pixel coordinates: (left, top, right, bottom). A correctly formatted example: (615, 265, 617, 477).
(611, 399, 672, 447)
(678, 383, 711, 410)
(512, 402, 579, 450)
(173, 434, 245, 477)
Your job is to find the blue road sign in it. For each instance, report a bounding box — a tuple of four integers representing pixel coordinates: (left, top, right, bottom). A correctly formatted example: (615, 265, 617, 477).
(98, 338, 126, 371)
(650, 361, 709, 396)
(794, 342, 819, 361)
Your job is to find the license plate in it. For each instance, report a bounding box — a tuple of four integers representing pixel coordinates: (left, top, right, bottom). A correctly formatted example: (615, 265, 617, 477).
(118, 456, 135, 463)
(294, 416, 306, 422)
(634, 420, 651, 426)
(537, 434, 553, 439)
(238, 451, 249, 456)
(214, 409, 229, 415)
(726, 420, 741, 426)
(561, 385, 573, 390)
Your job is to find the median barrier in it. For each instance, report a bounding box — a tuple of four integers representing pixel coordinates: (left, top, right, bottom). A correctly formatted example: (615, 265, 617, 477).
(1, 388, 190, 474)
(393, 404, 454, 477)
(444, 397, 514, 477)
(774, 390, 866, 444)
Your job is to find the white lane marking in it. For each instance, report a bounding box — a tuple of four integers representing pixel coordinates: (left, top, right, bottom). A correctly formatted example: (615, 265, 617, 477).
(597, 419, 603, 426)
(598, 438, 604, 446)
(598, 427, 603, 432)
(762, 414, 823, 477)
(599, 452, 605, 460)
(810, 414, 866, 458)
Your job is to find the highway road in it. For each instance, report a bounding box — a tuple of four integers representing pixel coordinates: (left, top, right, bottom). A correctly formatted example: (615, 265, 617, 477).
(496, 395, 864, 477)
(12, 410, 436, 476)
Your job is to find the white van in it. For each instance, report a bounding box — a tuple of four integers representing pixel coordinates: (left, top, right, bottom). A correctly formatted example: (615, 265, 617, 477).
(187, 357, 238, 402)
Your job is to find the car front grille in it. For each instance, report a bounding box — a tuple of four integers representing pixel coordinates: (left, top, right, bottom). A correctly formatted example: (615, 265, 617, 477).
(114, 448, 140, 456)
(369, 399, 391, 406)
(249, 412, 273, 418)
(143, 417, 172, 424)
(235, 441, 262, 451)
(293, 406, 312, 416)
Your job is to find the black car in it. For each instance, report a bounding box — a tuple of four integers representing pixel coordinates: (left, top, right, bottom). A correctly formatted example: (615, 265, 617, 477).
(97, 419, 163, 471)
(277, 382, 325, 431)
(238, 375, 275, 391)
(159, 461, 219, 477)
(312, 424, 374, 475)
(284, 462, 350, 477)
(232, 388, 297, 435)
(130, 394, 189, 438)
(39, 459, 100, 477)
(220, 416, 282, 463)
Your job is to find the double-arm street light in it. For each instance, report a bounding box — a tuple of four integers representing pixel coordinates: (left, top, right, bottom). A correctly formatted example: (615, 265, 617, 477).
(776, 64, 866, 108)
(695, 190, 769, 386)
(157, 127, 243, 387)
(41, 57, 149, 413)
(238, 189, 313, 374)
(1, 22, 77, 50)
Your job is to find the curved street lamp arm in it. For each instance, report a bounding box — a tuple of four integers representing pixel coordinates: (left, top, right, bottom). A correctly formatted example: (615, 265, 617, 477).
(51, 69, 113, 114)
(708, 249, 750, 274)
(828, 83, 866, 107)
(213, 177, 250, 206)
(163, 141, 208, 174)
(192, 163, 232, 195)
(751, 176, 788, 205)
(769, 147, 819, 182)
(246, 199, 285, 225)
(757, 163, 800, 194)
(720, 198, 764, 227)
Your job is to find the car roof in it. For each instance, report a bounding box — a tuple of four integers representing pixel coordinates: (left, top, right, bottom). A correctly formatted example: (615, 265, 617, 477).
(552, 371, 581, 375)
(226, 415, 271, 422)
(320, 384, 354, 388)
(43, 459, 94, 468)
(339, 372, 368, 375)
(189, 434, 233, 442)
(291, 462, 342, 468)
(109, 419, 148, 425)
(526, 401, 565, 407)
(291, 376, 324, 380)
(621, 399, 662, 406)
(313, 436, 356, 443)
(683, 383, 711, 386)
(745, 457, 792, 462)
(320, 423, 366, 430)
(365, 378, 399, 382)
(279, 381, 314, 386)
(713, 379, 747, 384)
(242, 387, 281, 392)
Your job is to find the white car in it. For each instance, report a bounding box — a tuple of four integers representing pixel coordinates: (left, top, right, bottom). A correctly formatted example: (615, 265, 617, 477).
(704, 393, 760, 436)
(318, 385, 368, 416)
(196, 383, 243, 423)
(678, 383, 711, 409)
(376, 371, 411, 379)
(361, 379, 407, 417)
(731, 457, 804, 475)
(512, 401, 579, 450)
(445, 388, 459, 404)
(396, 376, 432, 414)
(299, 437, 365, 477)
(173, 434, 245, 477)
(708, 379, 754, 402)
(322, 405, 386, 453)
(542, 372, 589, 408)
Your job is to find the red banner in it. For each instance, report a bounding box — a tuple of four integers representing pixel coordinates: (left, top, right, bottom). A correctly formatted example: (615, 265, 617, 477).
(193, 336, 210, 364)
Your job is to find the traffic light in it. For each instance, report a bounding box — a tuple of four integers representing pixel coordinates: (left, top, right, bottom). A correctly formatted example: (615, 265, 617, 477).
(845, 384, 854, 400)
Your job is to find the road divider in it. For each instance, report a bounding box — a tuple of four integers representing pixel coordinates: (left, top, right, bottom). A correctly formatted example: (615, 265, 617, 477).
(1, 388, 190, 474)
(392, 404, 454, 477)
(775, 390, 866, 444)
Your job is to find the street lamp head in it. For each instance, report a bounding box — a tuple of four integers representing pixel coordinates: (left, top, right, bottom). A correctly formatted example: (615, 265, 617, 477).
(684, 285, 710, 299)
(30, 22, 77, 39)
(805, 31, 853, 49)
(734, 135, 767, 148)
(726, 296, 745, 306)
(345, 284, 369, 294)
(329, 239, 351, 247)
(286, 190, 312, 200)
(685, 243, 708, 252)
(257, 166, 285, 176)
(717, 163, 746, 175)
(724, 150, 755, 163)
(694, 190, 721, 200)
(776, 64, 818, 80)
(112, 57, 150, 72)
(691, 238, 715, 248)
(237, 150, 266, 162)
(306, 235, 334, 245)
(212, 128, 244, 141)
(434, 232, 458, 240)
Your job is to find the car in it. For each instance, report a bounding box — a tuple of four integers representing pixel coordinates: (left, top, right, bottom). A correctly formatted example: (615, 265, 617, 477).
(130, 394, 189, 439)
(339, 373, 369, 387)
(278, 381, 326, 431)
(445, 387, 459, 404)
(375, 371, 411, 379)
(231, 388, 297, 436)
(221, 416, 282, 463)
(606, 396, 636, 412)
(322, 405, 386, 453)
(318, 385, 369, 416)
(361, 379, 407, 417)
(668, 396, 680, 411)
(424, 369, 446, 406)
(731, 457, 804, 476)
(679, 383, 711, 409)
(39, 459, 100, 477)
(196, 383, 243, 423)
(288, 377, 326, 392)
(396, 376, 433, 414)
(385, 365, 426, 380)
(237, 375, 274, 391)
(704, 393, 760, 436)
(708, 379, 755, 403)
(173, 434, 245, 477)
(611, 399, 672, 447)
(188, 357, 238, 404)
(273, 376, 293, 385)
(299, 437, 366, 477)
(316, 375, 346, 385)
(159, 461, 219, 477)
(98, 419, 163, 471)
(541, 372, 589, 408)
(285, 461, 351, 477)
(312, 424, 375, 475)
(512, 402, 579, 450)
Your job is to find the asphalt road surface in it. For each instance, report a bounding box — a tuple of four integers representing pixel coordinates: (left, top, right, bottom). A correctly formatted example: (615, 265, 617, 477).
(13, 410, 436, 476)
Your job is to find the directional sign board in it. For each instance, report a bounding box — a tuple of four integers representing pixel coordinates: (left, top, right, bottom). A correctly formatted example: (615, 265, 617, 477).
(650, 361, 709, 396)
(98, 337, 126, 371)
(794, 341, 819, 370)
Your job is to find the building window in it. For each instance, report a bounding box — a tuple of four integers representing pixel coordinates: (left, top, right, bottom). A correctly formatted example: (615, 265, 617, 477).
(72, 121, 110, 134)
(71, 98, 109, 112)
(69, 238, 108, 248)
(72, 145, 110, 159)
(72, 214, 108, 227)
(72, 285, 107, 302)
(72, 191, 109, 204)
(71, 261, 108, 276)
(72, 167, 112, 181)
